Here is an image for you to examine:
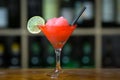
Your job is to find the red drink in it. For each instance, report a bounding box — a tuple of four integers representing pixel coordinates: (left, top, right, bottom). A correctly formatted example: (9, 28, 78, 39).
(38, 17, 76, 78)
(39, 17, 76, 49)
(27, 6, 86, 78)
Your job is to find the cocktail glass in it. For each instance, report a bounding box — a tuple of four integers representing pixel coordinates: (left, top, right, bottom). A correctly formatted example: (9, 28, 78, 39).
(38, 17, 76, 78)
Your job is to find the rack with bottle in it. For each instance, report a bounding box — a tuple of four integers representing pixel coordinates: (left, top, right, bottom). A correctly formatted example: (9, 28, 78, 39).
(0, 0, 21, 29)
(102, 35, 120, 68)
(28, 36, 95, 68)
(0, 36, 21, 68)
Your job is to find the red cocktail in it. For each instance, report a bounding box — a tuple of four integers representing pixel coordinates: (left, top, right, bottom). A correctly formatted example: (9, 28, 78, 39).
(27, 7, 86, 78)
(40, 17, 76, 49)
(39, 17, 76, 78)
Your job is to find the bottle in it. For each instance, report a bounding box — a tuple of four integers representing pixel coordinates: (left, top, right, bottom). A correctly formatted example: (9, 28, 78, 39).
(60, 0, 74, 23)
(81, 42, 91, 68)
(112, 36, 120, 68)
(83, 42, 91, 55)
(28, 0, 42, 18)
(0, 43, 4, 68)
(115, 55, 120, 68)
(45, 44, 55, 67)
(46, 56, 55, 67)
(62, 56, 80, 68)
(82, 0, 94, 27)
(8, 0, 20, 28)
(74, 0, 83, 27)
(0, 0, 8, 28)
(7, 37, 21, 68)
(80, 37, 94, 68)
(62, 43, 72, 56)
(30, 56, 40, 67)
(62, 42, 73, 68)
(10, 43, 20, 68)
(102, 0, 115, 27)
(116, 0, 120, 27)
(29, 38, 42, 68)
(31, 42, 41, 55)
(102, 38, 114, 68)
(42, 0, 59, 20)
(47, 44, 54, 55)
(62, 56, 70, 68)
(81, 56, 90, 68)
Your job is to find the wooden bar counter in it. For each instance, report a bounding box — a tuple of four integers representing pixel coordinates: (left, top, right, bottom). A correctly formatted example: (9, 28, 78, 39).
(0, 69, 120, 80)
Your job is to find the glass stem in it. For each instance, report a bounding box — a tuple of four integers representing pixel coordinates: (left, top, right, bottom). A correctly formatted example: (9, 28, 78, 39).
(55, 48, 62, 72)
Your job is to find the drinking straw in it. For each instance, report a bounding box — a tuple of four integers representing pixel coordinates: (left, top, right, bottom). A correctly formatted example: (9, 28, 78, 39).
(71, 6, 86, 25)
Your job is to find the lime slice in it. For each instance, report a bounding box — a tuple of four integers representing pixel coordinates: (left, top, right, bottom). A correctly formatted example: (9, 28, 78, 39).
(27, 16, 45, 34)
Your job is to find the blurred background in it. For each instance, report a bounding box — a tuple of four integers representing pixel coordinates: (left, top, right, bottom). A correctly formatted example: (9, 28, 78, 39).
(0, 0, 120, 69)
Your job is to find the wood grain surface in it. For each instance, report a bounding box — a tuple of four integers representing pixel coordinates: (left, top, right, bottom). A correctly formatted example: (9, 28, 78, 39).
(0, 69, 120, 80)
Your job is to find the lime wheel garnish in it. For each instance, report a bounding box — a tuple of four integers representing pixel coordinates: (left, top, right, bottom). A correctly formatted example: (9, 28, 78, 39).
(27, 16, 45, 34)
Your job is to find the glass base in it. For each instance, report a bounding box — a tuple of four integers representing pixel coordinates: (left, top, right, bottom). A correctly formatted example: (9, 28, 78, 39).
(46, 69, 84, 79)
(47, 69, 63, 78)
(47, 70, 96, 80)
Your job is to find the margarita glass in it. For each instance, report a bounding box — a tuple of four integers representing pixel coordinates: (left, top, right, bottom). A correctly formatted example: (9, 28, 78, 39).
(39, 17, 76, 78)
(27, 6, 86, 78)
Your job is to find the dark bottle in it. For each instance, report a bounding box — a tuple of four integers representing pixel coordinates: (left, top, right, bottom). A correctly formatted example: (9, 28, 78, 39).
(28, 37, 43, 68)
(62, 43, 72, 68)
(80, 0, 95, 28)
(80, 36, 95, 68)
(83, 42, 91, 55)
(102, 0, 116, 27)
(62, 56, 70, 68)
(44, 44, 55, 68)
(6, 36, 21, 68)
(0, 0, 8, 28)
(0, 42, 5, 68)
(10, 43, 21, 68)
(81, 56, 90, 68)
(116, 0, 120, 27)
(27, 0, 42, 19)
(81, 41, 93, 68)
(74, 0, 83, 27)
(30, 43, 41, 67)
(62, 42, 79, 68)
(110, 36, 120, 68)
(60, 0, 74, 23)
(62, 43, 72, 56)
(46, 55, 55, 68)
(8, 0, 21, 28)
(102, 38, 114, 68)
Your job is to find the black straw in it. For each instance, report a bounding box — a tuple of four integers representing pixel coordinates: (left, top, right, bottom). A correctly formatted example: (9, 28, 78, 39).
(71, 6, 86, 25)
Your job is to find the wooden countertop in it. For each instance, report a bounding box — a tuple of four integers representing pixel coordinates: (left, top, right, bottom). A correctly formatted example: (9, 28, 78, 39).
(0, 69, 120, 80)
